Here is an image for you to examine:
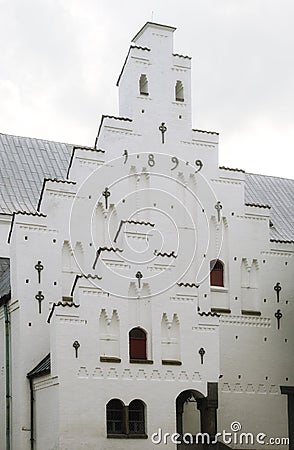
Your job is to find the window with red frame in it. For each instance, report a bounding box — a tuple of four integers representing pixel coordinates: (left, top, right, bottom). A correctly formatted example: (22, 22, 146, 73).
(129, 328, 147, 360)
(210, 259, 224, 287)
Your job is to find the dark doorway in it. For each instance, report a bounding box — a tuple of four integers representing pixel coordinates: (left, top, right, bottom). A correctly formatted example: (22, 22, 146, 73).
(176, 383, 218, 449)
(281, 386, 294, 450)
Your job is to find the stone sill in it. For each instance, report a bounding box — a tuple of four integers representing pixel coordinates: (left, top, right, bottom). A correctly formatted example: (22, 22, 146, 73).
(172, 101, 187, 106)
(136, 96, 152, 102)
(211, 308, 231, 314)
(62, 296, 73, 303)
(241, 310, 261, 316)
(100, 356, 121, 363)
(107, 434, 148, 439)
(210, 287, 228, 293)
(130, 359, 153, 364)
(162, 360, 182, 366)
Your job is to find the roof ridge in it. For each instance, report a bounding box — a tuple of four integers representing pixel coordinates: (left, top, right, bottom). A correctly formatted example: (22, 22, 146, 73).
(0, 131, 78, 148)
(192, 128, 219, 135)
(220, 166, 245, 173)
(245, 202, 271, 209)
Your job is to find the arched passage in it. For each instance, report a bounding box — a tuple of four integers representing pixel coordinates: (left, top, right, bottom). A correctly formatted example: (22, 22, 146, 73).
(176, 389, 204, 438)
(176, 383, 218, 447)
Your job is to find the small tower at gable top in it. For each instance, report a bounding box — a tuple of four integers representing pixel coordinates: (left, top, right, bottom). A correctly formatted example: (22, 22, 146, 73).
(117, 22, 192, 133)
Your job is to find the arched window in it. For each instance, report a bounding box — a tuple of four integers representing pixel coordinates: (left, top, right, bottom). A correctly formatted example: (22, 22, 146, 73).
(106, 399, 147, 438)
(175, 80, 184, 102)
(139, 74, 149, 96)
(129, 328, 147, 360)
(106, 399, 124, 435)
(128, 400, 146, 435)
(210, 259, 224, 287)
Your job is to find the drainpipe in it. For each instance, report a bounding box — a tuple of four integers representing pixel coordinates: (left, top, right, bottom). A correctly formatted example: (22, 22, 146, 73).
(28, 377, 34, 450)
(4, 302, 11, 450)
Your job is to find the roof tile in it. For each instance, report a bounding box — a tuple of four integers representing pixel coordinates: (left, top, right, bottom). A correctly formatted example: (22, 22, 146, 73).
(0, 133, 73, 214)
(245, 173, 294, 241)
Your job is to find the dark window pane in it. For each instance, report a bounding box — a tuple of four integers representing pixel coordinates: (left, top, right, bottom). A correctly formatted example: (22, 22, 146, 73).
(107, 399, 124, 434)
(130, 328, 146, 339)
(139, 74, 149, 95)
(129, 400, 145, 434)
(210, 259, 224, 287)
(129, 328, 147, 359)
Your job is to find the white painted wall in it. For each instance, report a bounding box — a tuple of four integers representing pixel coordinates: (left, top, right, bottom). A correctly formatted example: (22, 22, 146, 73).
(34, 376, 59, 450)
(0, 21, 293, 450)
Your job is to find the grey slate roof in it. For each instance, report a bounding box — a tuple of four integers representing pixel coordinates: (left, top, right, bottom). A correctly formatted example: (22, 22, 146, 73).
(0, 133, 293, 241)
(0, 258, 10, 302)
(245, 173, 294, 241)
(0, 133, 73, 214)
(0, 257, 9, 276)
(27, 353, 50, 378)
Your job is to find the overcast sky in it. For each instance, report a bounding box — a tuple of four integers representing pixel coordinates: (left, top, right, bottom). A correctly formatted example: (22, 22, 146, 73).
(0, 0, 293, 178)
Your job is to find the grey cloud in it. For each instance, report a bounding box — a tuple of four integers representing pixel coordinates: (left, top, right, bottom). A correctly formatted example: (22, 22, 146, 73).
(0, 0, 293, 176)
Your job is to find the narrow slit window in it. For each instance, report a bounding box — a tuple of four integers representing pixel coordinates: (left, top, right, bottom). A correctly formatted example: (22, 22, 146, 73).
(175, 80, 184, 102)
(210, 259, 224, 287)
(139, 74, 149, 96)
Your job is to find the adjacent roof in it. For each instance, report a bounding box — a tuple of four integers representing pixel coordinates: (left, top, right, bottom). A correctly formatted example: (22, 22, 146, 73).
(0, 132, 293, 241)
(245, 173, 294, 241)
(0, 133, 73, 214)
(0, 257, 9, 276)
(0, 258, 10, 303)
(27, 353, 50, 378)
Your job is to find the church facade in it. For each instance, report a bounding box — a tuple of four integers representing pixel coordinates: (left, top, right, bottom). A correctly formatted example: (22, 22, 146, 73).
(0, 22, 293, 450)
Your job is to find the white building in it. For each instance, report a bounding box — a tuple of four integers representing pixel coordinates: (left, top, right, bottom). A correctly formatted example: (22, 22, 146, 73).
(0, 21, 293, 450)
